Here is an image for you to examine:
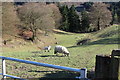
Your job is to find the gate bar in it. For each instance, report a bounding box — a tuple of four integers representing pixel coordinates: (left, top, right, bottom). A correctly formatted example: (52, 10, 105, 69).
(0, 56, 87, 79)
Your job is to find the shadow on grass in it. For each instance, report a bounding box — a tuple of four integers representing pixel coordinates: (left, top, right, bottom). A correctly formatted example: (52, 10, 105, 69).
(41, 70, 79, 79)
(87, 38, 119, 45)
(40, 55, 65, 57)
(28, 70, 95, 79)
(65, 45, 81, 49)
(26, 70, 80, 79)
(68, 38, 119, 48)
(2, 69, 118, 80)
(39, 70, 105, 80)
(31, 51, 43, 54)
(98, 29, 118, 38)
(28, 70, 54, 73)
(67, 46, 77, 48)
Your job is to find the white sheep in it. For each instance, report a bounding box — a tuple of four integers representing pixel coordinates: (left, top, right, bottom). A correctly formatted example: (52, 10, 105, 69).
(54, 45, 70, 56)
(44, 46, 51, 52)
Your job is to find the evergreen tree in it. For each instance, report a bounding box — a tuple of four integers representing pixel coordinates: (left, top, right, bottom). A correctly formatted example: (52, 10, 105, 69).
(116, 2, 120, 23)
(109, 2, 118, 24)
(59, 5, 69, 31)
(117, 9, 120, 23)
(81, 11, 90, 32)
(109, 2, 120, 24)
(68, 5, 81, 32)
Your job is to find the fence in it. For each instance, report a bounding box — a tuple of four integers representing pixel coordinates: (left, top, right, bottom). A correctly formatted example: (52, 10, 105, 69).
(0, 56, 87, 80)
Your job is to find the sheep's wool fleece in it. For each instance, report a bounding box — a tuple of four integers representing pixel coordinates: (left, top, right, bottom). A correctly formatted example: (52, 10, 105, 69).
(55, 45, 69, 53)
(44, 46, 51, 50)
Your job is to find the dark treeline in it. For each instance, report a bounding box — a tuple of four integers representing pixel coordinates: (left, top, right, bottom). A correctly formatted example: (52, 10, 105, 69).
(108, 2, 120, 24)
(58, 2, 120, 33)
(59, 5, 81, 32)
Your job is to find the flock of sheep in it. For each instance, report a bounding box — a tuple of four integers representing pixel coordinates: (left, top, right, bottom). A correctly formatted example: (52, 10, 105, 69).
(43, 45, 70, 56)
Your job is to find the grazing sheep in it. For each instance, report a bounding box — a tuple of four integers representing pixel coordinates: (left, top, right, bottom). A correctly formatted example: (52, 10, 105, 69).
(54, 45, 70, 56)
(44, 46, 51, 52)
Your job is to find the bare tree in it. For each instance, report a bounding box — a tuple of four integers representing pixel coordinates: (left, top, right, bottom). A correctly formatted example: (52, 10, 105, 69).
(89, 2, 112, 31)
(17, 3, 56, 41)
(47, 4, 62, 28)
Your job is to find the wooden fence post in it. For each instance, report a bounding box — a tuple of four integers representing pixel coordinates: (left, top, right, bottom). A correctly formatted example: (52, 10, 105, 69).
(95, 55, 111, 79)
(95, 49, 120, 79)
(110, 49, 120, 79)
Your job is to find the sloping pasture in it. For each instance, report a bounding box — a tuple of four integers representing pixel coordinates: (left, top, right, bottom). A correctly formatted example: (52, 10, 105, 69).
(2, 25, 119, 78)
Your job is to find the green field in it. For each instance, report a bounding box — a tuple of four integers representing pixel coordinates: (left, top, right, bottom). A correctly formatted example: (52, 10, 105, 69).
(2, 25, 119, 78)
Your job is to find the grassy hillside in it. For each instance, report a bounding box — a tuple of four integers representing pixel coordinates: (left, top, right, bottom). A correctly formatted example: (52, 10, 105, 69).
(2, 3, 59, 50)
(54, 25, 118, 68)
(2, 25, 119, 78)
(90, 24, 118, 41)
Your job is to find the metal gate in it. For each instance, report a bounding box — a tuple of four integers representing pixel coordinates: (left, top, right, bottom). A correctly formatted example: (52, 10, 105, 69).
(0, 56, 87, 80)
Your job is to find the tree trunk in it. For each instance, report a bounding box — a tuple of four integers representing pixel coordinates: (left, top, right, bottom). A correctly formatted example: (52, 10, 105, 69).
(97, 17, 100, 30)
(31, 29, 37, 42)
